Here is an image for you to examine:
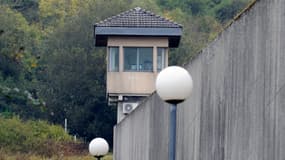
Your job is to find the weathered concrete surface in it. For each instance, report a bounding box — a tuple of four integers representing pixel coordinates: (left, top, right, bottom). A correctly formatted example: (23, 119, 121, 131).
(114, 0, 285, 159)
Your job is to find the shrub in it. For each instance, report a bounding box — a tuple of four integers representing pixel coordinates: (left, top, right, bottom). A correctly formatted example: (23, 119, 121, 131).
(0, 116, 72, 156)
(0, 85, 46, 120)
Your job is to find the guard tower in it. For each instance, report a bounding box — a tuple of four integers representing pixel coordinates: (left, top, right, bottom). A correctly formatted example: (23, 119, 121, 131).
(94, 7, 182, 122)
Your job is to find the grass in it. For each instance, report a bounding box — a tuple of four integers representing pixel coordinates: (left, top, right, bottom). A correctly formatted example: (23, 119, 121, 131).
(1, 153, 113, 160)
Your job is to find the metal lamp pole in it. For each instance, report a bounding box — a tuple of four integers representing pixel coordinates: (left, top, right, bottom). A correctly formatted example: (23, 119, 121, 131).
(169, 103, 177, 160)
(95, 155, 103, 160)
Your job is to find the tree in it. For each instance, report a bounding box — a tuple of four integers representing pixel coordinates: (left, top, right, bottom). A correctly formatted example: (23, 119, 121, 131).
(0, 0, 39, 23)
(37, 2, 122, 144)
(0, 6, 40, 75)
(216, 1, 247, 23)
(0, 6, 44, 120)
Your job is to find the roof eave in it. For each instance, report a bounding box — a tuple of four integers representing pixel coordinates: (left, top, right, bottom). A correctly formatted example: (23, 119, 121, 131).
(94, 27, 182, 48)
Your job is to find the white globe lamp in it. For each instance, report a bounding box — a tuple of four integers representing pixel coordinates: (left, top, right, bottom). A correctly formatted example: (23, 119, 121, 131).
(156, 66, 193, 104)
(155, 66, 193, 160)
(89, 138, 109, 160)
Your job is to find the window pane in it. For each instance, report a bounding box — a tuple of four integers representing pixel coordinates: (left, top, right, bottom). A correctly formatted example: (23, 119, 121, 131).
(109, 47, 119, 71)
(157, 48, 166, 71)
(124, 47, 153, 72)
(124, 48, 137, 71)
(139, 48, 153, 71)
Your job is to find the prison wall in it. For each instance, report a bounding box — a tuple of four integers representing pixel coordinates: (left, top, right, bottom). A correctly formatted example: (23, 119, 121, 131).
(114, 0, 285, 159)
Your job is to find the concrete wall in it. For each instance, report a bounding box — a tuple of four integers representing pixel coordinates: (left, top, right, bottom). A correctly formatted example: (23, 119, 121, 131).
(114, 0, 285, 159)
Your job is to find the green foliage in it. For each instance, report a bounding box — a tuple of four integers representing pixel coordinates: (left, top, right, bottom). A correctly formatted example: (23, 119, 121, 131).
(216, 1, 247, 23)
(0, 0, 39, 23)
(168, 14, 222, 65)
(0, 55, 22, 80)
(0, 116, 72, 155)
(130, 0, 161, 12)
(38, 2, 117, 144)
(0, 6, 30, 57)
(0, 85, 46, 119)
(38, 0, 81, 31)
(0, 5, 41, 82)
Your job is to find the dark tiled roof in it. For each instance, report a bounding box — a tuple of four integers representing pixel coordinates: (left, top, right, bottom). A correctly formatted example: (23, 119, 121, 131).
(95, 7, 182, 28)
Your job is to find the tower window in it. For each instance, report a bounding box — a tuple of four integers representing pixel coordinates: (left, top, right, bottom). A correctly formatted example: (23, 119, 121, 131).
(108, 47, 119, 72)
(124, 47, 153, 72)
(157, 48, 166, 71)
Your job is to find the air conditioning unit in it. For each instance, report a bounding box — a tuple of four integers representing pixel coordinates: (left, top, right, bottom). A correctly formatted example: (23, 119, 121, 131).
(122, 102, 138, 114)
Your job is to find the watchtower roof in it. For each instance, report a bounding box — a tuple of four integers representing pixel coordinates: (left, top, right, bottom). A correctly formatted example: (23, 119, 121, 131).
(94, 7, 183, 47)
(95, 7, 182, 28)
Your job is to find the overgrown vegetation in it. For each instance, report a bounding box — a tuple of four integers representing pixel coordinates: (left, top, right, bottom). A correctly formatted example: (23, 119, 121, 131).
(0, 116, 73, 157)
(0, 0, 252, 156)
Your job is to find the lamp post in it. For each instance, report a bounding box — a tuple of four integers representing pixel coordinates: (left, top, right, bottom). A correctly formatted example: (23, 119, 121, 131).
(155, 66, 193, 160)
(89, 138, 109, 160)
